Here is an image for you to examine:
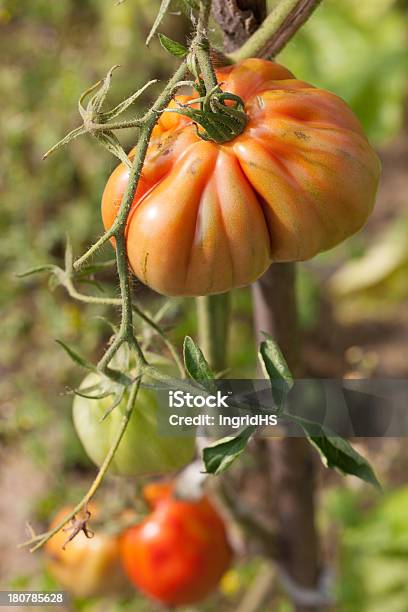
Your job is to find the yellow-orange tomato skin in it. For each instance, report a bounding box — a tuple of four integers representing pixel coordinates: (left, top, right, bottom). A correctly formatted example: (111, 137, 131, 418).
(102, 59, 381, 297)
(45, 505, 126, 598)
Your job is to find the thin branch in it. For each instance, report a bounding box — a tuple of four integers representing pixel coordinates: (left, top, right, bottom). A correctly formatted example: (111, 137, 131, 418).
(20, 379, 141, 552)
(62, 277, 185, 377)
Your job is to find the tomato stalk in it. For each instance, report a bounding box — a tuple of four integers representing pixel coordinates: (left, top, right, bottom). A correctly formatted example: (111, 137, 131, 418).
(197, 294, 231, 372)
(20, 378, 142, 552)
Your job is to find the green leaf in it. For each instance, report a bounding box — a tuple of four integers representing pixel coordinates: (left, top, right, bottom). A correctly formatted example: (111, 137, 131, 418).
(146, 0, 172, 46)
(16, 265, 56, 278)
(90, 65, 120, 114)
(43, 125, 87, 160)
(183, 336, 214, 382)
(259, 335, 294, 409)
(202, 427, 255, 475)
(55, 340, 96, 371)
(72, 388, 112, 401)
(294, 415, 381, 489)
(158, 33, 188, 57)
(101, 389, 125, 421)
(94, 130, 132, 168)
(101, 79, 158, 121)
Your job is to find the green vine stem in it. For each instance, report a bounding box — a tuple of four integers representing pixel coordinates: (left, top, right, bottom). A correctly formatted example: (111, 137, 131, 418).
(20, 379, 141, 552)
(196, 294, 231, 372)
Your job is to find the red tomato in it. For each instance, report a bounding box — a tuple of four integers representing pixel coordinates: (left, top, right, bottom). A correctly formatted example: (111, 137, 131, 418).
(120, 482, 233, 606)
(102, 58, 380, 297)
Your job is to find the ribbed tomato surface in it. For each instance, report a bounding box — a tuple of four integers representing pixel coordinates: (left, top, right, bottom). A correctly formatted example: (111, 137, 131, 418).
(102, 59, 380, 296)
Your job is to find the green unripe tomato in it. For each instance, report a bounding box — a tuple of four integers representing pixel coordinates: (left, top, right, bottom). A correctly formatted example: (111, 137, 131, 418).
(73, 369, 195, 477)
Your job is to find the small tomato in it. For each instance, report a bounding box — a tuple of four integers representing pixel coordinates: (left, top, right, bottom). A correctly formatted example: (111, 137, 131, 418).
(44, 505, 125, 598)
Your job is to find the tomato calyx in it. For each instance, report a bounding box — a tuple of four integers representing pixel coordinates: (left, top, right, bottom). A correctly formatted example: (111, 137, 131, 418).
(166, 87, 248, 144)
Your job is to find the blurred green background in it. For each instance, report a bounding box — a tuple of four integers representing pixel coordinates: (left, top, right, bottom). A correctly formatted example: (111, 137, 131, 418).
(1, 0, 408, 610)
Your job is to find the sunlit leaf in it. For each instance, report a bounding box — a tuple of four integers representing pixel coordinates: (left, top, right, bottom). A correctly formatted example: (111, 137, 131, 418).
(292, 415, 381, 489)
(183, 336, 214, 382)
(158, 33, 188, 57)
(259, 335, 294, 409)
(55, 340, 96, 371)
(202, 427, 255, 475)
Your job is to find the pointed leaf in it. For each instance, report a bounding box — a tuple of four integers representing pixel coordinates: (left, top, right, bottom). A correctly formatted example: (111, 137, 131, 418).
(17, 265, 56, 278)
(94, 130, 132, 168)
(101, 79, 158, 121)
(309, 434, 381, 489)
(43, 125, 87, 160)
(158, 33, 188, 57)
(78, 79, 103, 120)
(101, 389, 125, 421)
(292, 415, 381, 489)
(73, 388, 113, 400)
(55, 340, 96, 371)
(146, 0, 172, 46)
(259, 335, 293, 409)
(202, 427, 255, 475)
(78, 259, 116, 273)
(91, 65, 120, 114)
(183, 336, 214, 382)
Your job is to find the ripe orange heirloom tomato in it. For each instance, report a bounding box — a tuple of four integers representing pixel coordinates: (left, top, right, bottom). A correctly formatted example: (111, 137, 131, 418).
(45, 504, 126, 598)
(102, 58, 380, 297)
(120, 481, 233, 606)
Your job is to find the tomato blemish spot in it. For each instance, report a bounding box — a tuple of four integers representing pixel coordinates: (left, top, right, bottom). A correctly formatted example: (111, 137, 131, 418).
(294, 130, 310, 141)
(142, 253, 149, 281)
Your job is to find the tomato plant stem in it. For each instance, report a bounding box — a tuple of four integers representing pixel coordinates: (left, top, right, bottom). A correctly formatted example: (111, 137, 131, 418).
(196, 293, 230, 372)
(21, 379, 141, 552)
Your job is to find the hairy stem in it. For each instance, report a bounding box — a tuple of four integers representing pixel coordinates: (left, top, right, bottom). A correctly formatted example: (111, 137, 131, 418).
(21, 379, 141, 552)
(62, 278, 184, 376)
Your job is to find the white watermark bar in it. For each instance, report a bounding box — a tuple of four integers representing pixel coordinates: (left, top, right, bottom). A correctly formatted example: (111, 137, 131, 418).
(0, 592, 68, 606)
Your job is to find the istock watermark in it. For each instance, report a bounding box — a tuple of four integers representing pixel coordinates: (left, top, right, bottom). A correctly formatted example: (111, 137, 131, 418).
(169, 390, 231, 409)
(152, 378, 408, 438)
